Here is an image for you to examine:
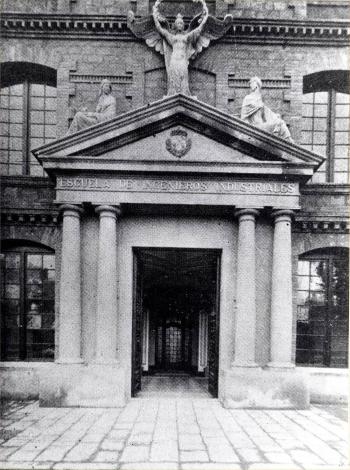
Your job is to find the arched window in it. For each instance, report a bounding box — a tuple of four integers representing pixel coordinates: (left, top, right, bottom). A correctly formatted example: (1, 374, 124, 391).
(296, 247, 348, 368)
(1, 242, 55, 361)
(0, 62, 57, 177)
(301, 70, 349, 184)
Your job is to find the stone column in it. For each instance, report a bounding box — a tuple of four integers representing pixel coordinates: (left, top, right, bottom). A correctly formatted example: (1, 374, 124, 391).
(269, 209, 294, 368)
(94, 205, 121, 364)
(233, 208, 259, 367)
(57, 204, 83, 363)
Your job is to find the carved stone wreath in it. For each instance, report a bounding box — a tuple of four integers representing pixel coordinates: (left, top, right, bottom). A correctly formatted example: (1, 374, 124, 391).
(165, 128, 192, 158)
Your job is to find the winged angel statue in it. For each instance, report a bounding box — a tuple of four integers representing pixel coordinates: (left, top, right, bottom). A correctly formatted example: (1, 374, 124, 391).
(128, 0, 233, 96)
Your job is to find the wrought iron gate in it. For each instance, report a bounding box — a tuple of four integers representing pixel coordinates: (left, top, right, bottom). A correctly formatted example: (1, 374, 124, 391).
(208, 255, 220, 397)
(131, 254, 143, 396)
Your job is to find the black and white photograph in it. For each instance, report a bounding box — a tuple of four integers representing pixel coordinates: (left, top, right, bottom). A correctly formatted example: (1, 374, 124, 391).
(0, 0, 348, 469)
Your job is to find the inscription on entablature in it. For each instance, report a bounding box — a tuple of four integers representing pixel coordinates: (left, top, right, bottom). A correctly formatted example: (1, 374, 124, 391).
(57, 177, 298, 195)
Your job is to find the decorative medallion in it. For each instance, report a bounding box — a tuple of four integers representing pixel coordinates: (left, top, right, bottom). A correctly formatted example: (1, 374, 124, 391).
(166, 128, 192, 158)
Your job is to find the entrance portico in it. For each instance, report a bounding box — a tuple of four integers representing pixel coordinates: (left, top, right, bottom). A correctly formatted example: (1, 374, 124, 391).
(33, 94, 324, 408)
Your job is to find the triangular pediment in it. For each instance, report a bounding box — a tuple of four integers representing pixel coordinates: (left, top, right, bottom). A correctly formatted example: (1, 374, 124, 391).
(101, 125, 259, 165)
(33, 94, 324, 179)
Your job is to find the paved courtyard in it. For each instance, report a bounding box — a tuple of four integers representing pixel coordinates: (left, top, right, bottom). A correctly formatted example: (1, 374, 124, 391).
(0, 399, 348, 470)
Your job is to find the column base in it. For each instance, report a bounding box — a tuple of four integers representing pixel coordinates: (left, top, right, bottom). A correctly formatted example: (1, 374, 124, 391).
(91, 359, 119, 366)
(220, 366, 310, 409)
(231, 361, 260, 368)
(39, 363, 126, 407)
(55, 358, 84, 364)
(267, 362, 295, 369)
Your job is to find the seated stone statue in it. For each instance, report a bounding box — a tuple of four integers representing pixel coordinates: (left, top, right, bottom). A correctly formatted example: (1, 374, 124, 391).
(67, 79, 117, 135)
(241, 76, 293, 142)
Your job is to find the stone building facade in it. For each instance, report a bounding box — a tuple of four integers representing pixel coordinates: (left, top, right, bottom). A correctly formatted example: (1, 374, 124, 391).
(0, 0, 349, 407)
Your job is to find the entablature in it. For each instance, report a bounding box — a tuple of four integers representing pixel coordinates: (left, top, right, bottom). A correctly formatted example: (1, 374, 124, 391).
(1, 13, 349, 45)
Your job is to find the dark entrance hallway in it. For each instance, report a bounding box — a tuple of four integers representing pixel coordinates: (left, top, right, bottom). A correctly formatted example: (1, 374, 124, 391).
(132, 248, 220, 398)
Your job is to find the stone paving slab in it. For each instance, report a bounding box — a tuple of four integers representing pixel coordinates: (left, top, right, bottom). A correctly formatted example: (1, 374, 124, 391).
(0, 399, 348, 470)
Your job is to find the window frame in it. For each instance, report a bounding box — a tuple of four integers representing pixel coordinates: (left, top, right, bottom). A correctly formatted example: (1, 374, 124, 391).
(0, 80, 57, 177)
(302, 70, 349, 184)
(1, 245, 56, 362)
(325, 88, 343, 183)
(296, 249, 349, 368)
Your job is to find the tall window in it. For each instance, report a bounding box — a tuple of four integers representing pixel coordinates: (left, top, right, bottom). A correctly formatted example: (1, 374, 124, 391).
(296, 248, 348, 367)
(301, 71, 349, 184)
(1, 246, 55, 361)
(0, 63, 57, 177)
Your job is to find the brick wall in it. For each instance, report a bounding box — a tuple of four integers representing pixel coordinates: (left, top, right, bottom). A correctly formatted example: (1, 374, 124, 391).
(4, 0, 349, 19)
(3, 35, 347, 140)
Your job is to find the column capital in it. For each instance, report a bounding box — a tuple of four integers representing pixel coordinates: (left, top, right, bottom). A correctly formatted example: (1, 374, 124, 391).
(95, 204, 122, 218)
(59, 204, 83, 217)
(272, 209, 294, 222)
(234, 208, 260, 220)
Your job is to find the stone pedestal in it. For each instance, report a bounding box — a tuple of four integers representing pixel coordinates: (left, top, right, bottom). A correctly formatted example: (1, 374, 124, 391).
(39, 364, 126, 407)
(221, 367, 309, 409)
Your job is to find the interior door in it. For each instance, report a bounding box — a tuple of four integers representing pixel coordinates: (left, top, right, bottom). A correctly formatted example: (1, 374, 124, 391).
(131, 253, 143, 396)
(165, 323, 183, 369)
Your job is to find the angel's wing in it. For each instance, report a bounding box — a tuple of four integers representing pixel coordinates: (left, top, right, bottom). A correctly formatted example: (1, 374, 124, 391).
(188, 13, 233, 60)
(127, 11, 170, 55)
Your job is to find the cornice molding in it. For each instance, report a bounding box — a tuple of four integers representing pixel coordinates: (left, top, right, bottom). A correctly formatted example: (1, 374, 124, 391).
(1, 13, 349, 45)
(294, 206, 349, 233)
(228, 76, 291, 89)
(69, 72, 133, 85)
(301, 183, 350, 195)
(1, 175, 55, 188)
(1, 210, 59, 226)
(294, 218, 349, 233)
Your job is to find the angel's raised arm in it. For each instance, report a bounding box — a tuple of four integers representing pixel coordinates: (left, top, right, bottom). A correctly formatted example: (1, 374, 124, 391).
(186, 1, 209, 41)
(153, 2, 173, 44)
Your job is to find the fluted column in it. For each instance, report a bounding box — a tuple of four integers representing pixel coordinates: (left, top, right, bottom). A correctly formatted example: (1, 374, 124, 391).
(269, 209, 294, 368)
(57, 204, 83, 363)
(233, 208, 259, 367)
(94, 205, 121, 364)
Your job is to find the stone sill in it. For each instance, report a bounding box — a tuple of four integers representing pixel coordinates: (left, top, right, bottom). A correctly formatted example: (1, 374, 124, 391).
(0, 361, 53, 368)
(297, 366, 348, 376)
